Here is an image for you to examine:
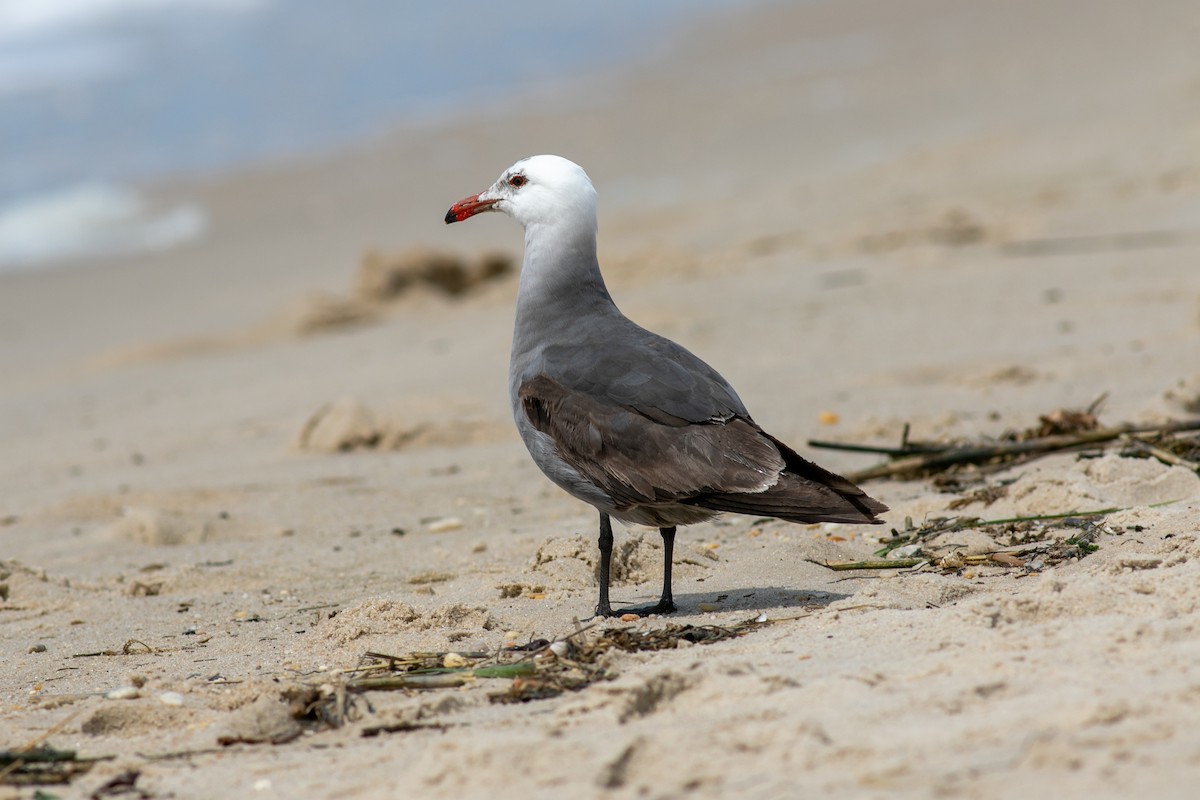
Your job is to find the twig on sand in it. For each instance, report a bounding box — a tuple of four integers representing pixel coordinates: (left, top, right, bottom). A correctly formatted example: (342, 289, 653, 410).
(998, 228, 1200, 257)
(810, 558, 925, 571)
(810, 419, 1200, 482)
(1121, 434, 1200, 471)
(0, 709, 111, 786)
(71, 639, 156, 658)
(345, 663, 538, 692)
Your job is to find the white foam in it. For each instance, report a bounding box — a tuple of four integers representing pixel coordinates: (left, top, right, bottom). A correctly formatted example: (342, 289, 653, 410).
(0, 182, 206, 270)
(0, 0, 269, 42)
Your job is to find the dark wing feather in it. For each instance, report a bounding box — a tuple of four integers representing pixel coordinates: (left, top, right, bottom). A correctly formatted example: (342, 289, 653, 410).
(520, 375, 781, 510)
(687, 476, 888, 524)
(689, 430, 887, 523)
(521, 372, 888, 524)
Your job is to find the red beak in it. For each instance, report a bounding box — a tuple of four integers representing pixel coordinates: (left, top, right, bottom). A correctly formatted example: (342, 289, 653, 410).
(444, 193, 497, 224)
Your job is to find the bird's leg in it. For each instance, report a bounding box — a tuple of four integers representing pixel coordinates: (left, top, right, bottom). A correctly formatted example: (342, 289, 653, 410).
(651, 526, 678, 614)
(594, 512, 615, 617)
(592, 517, 678, 618)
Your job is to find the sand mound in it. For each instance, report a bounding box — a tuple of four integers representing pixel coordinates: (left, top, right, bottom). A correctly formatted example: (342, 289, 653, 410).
(317, 599, 497, 646)
(98, 506, 254, 546)
(294, 397, 510, 453)
(527, 532, 716, 589)
(354, 248, 513, 301)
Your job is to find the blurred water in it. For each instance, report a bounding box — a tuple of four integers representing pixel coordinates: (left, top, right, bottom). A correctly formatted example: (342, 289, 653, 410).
(0, 0, 763, 269)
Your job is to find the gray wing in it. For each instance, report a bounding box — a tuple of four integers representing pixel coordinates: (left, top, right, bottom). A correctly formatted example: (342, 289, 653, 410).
(539, 324, 748, 424)
(526, 320, 888, 523)
(519, 375, 888, 523)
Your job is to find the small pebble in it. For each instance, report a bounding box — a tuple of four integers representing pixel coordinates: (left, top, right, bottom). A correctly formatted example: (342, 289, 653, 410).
(697, 602, 721, 612)
(158, 691, 185, 707)
(28, 644, 46, 654)
(427, 517, 463, 533)
(619, 613, 640, 622)
(889, 544, 923, 559)
(549, 641, 570, 658)
(106, 686, 140, 700)
(442, 652, 469, 668)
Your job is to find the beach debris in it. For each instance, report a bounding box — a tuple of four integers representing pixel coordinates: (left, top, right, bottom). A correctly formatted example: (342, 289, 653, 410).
(815, 558, 926, 571)
(809, 401, 1200, 483)
(332, 617, 776, 711)
(72, 640, 155, 658)
(341, 649, 530, 693)
(355, 248, 513, 301)
(408, 571, 455, 585)
(496, 582, 546, 599)
(490, 619, 772, 704)
(90, 770, 146, 798)
(946, 484, 1009, 510)
(811, 501, 1170, 577)
(0, 746, 112, 787)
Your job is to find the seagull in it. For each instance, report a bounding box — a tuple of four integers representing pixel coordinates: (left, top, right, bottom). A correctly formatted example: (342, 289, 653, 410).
(446, 155, 887, 617)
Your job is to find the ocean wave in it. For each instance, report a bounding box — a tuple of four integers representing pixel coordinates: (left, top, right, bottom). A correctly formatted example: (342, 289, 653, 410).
(0, 0, 269, 42)
(0, 182, 206, 270)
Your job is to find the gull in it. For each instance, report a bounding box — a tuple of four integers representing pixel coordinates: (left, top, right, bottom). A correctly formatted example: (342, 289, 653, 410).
(446, 155, 887, 616)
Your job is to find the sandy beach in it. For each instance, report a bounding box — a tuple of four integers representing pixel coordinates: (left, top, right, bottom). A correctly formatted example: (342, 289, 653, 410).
(2, 0, 1200, 797)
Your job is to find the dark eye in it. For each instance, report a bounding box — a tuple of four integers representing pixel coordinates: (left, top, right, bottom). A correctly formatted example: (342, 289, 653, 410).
(508, 174, 527, 188)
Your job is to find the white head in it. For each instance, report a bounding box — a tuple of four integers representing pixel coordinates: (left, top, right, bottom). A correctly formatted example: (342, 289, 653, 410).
(445, 155, 597, 232)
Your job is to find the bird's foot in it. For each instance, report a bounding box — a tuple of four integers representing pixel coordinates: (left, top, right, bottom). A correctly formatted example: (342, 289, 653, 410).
(624, 599, 677, 616)
(591, 599, 677, 619)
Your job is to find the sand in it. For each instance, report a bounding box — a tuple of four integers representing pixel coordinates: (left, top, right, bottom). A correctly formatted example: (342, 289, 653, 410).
(2, 0, 1200, 797)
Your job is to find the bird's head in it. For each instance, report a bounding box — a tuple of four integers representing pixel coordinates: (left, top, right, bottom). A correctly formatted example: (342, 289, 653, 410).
(445, 155, 597, 232)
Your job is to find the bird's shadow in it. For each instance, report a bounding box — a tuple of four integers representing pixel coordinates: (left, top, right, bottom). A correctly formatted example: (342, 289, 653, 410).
(608, 586, 849, 617)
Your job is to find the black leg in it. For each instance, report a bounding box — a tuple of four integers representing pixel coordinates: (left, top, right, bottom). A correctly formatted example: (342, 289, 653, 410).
(656, 526, 677, 613)
(592, 518, 678, 618)
(594, 512, 615, 617)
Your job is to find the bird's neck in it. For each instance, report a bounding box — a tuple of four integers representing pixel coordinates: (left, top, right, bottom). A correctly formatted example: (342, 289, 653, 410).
(513, 218, 616, 340)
